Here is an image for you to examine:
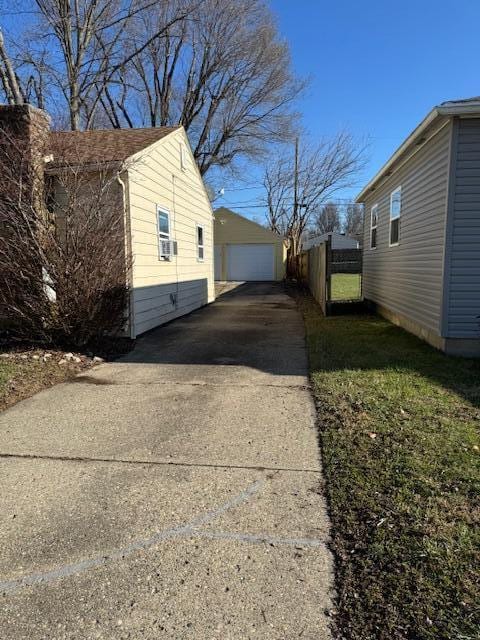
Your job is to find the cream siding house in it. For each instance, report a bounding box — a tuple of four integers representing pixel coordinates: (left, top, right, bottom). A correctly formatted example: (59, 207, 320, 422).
(214, 207, 286, 281)
(45, 123, 214, 338)
(357, 97, 480, 357)
(125, 128, 214, 336)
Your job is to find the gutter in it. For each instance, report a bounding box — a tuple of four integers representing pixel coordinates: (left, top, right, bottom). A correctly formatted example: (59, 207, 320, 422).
(356, 99, 480, 203)
(437, 101, 480, 116)
(356, 107, 440, 202)
(46, 160, 123, 175)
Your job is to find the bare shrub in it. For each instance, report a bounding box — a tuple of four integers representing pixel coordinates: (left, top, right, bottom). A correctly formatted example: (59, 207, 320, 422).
(0, 130, 131, 347)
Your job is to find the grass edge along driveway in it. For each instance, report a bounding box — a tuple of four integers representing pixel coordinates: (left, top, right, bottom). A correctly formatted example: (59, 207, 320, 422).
(297, 293, 479, 640)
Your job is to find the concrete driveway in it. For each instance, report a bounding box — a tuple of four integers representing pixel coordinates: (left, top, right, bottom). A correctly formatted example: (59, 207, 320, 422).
(0, 283, 333, 639)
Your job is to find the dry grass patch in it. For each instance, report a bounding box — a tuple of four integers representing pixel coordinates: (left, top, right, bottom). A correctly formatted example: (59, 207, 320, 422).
(0, 350, 95, 412)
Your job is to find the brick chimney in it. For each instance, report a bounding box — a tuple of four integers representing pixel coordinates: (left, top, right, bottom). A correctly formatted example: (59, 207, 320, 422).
(0, 104, 50, 214)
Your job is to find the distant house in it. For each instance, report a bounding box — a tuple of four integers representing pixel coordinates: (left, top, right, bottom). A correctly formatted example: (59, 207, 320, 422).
(0, 104, 215, 338)
(213, 207, 286, 281)
(356, 97, 480, 357)
(302, 231, 359, 251)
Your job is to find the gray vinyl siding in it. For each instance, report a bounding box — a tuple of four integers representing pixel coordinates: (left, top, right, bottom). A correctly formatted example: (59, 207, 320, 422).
(362, 122, 451, 334)
(445, 118, 480, 338)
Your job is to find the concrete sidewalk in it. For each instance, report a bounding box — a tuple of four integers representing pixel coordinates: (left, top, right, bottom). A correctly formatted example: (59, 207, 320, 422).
(0, 283, 334, 639)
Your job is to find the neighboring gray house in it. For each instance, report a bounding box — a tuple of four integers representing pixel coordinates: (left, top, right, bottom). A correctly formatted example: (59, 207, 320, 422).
(356, 97, 480, 357)
(302, 231, 359, 250)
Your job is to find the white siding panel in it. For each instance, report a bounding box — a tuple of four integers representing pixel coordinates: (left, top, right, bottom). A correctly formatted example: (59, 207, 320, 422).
(362, 122, 451, 334)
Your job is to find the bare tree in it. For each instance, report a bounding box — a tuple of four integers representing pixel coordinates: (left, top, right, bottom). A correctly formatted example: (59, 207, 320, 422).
(0, 28, 25, 105)
(0, 126, 131, 346)
(2, 0, 302, 174)
(263, 132, 366, 273)
(314, 202, 341, 235)
(105, 0, 304, 174)
(1, 0, 195, 130)
(263, 155, 292, 235)
(343, 202, 363, 236)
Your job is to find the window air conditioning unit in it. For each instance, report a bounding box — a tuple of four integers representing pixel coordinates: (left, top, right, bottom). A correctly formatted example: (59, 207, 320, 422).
(160, 240, 178, 260)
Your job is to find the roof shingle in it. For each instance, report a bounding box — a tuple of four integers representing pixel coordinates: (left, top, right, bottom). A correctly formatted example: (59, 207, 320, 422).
(48, 126, 180, 168)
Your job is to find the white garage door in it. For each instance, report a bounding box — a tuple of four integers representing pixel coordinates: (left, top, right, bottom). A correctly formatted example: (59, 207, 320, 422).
(214, 245, 222, 280)
(227, 244, 275, 281)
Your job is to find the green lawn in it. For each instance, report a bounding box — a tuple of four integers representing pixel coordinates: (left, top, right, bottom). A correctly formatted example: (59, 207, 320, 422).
(330, 273, 362, 300)
(298, 294, 479, 640)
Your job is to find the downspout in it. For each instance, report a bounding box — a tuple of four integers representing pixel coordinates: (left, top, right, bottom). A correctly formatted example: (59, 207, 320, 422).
(117, 171, 136, 339)
(172, 173, 180, 307)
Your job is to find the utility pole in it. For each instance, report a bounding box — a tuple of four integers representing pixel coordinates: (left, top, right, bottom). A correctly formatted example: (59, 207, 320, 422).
(293, 135, 299, 231)
(290, 136, 299, 275)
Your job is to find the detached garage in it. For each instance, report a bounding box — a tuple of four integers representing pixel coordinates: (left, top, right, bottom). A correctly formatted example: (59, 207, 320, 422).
(214, 207, 286, 281)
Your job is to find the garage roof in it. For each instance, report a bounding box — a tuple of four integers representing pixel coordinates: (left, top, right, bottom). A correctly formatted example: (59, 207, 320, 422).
(214, 207, 284, 241)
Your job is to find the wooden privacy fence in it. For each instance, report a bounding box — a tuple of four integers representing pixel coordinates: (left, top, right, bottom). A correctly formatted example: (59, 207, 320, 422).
(329, 248, 362, 275)
(306, 243, 327, 314)
(300, 238, 362, 315)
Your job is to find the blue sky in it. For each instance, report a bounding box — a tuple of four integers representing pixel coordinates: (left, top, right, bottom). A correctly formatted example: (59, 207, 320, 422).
(216, 0, 480, 218)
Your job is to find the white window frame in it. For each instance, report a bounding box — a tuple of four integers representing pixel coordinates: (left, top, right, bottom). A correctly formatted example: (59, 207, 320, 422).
(180, 142, 187, 172)
(370, 204, 378, 250)
(157, 206, 171, 261)
(196, 224, 205, 262)
(389, 186, 401, 247)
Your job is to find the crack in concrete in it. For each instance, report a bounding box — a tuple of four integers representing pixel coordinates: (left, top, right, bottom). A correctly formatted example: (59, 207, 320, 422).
(0, 480, 325, 596)
(0, 480, 263, 595)
(0, 452, 322, 474)
(191, 529, 326, 549)
(71, 376, 311, 391)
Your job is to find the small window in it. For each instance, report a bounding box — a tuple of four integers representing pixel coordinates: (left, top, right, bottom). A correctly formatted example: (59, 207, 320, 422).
(157, 207, 171, 260)
(390, 186, 401, 246)
(180, 142, 187, 171)
(196, 224, 205, 261)
(370, 204, 378, 249)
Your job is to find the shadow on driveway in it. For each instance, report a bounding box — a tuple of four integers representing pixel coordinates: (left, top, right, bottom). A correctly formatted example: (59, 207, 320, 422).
(123, 282, 308, 378)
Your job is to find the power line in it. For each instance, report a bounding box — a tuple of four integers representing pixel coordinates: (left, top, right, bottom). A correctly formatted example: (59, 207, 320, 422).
(217, 204, 266, 209)
(215, 201, 363, 210)
(217, 196, 263, 206)
(219, 185, 263, 192)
